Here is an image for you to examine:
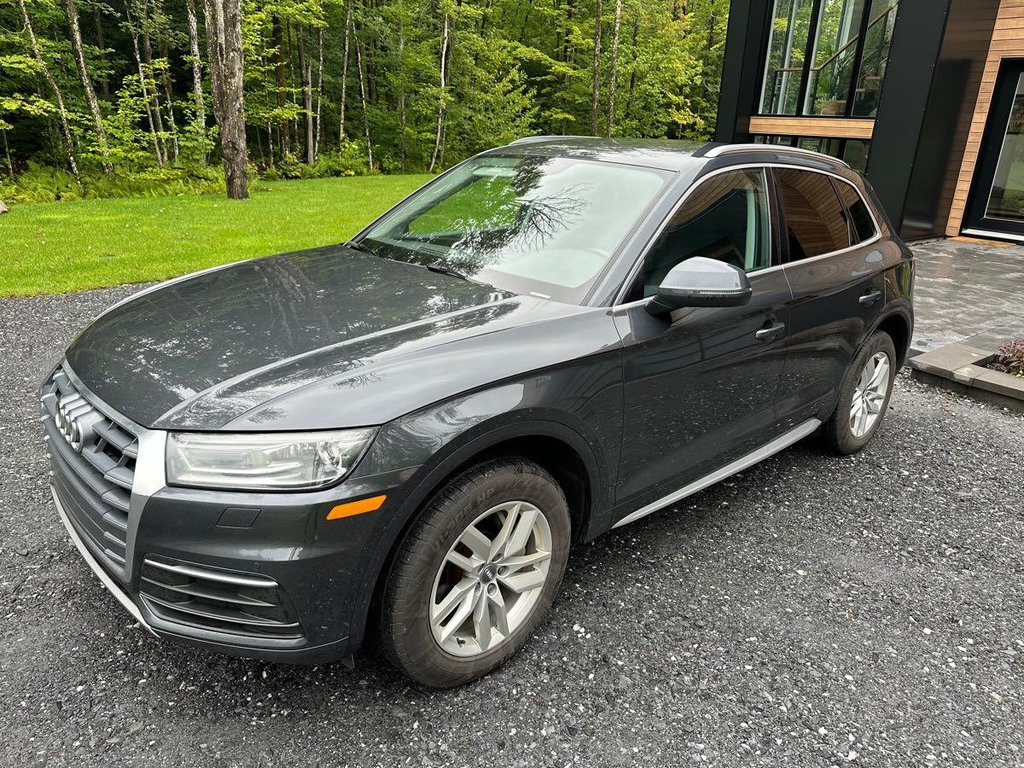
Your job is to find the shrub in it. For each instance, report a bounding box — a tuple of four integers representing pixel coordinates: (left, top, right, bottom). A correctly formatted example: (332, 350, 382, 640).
(988, 337, 1024, 376)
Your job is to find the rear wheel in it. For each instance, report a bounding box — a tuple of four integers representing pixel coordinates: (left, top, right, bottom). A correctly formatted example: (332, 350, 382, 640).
(378, 458, 571, 687)
(824, 331, 897, 454)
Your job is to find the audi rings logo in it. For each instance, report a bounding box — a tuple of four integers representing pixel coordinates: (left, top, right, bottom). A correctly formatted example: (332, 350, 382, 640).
(54, 394, 99, 453)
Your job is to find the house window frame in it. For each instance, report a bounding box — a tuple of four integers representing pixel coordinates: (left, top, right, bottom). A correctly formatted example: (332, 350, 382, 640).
(759, 0, 879, 118)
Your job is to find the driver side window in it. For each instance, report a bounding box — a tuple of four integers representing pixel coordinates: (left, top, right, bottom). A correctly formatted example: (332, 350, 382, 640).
(631, 168, 771, 300)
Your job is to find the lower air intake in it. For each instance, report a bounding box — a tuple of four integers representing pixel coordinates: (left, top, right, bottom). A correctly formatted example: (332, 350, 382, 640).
(139, 556, 303, 640)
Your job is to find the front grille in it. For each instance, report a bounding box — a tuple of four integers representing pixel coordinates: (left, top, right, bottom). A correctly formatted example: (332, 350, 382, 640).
(41, 367, 137, 581)
(139, 556, 303, 640)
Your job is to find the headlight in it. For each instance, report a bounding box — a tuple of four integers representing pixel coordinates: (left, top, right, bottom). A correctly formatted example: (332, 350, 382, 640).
(166, 429, 376, 491)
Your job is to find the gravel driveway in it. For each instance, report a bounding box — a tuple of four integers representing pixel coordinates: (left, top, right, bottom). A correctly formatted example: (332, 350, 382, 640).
(2, 286, 1022, 768)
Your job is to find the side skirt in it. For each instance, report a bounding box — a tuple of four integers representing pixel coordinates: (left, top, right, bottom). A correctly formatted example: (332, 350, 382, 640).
(612, 418, 822, 529)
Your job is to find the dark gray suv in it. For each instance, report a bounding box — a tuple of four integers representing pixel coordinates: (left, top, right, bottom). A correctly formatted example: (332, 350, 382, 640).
(41, 138, 914, 687)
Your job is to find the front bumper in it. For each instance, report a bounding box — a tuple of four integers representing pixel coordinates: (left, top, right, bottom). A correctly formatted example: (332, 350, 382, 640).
(42, 364, 404, 665)
(50, 481, 364, 664)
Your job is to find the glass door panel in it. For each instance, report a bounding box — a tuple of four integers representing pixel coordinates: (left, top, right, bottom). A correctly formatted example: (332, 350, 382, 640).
(984, 74, 1024, 222)
(965, 62, 1024, 238)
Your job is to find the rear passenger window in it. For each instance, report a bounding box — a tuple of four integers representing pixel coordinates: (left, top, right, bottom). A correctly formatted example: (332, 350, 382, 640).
(775, 169, 850, 260)
(833, 179, 878, 244)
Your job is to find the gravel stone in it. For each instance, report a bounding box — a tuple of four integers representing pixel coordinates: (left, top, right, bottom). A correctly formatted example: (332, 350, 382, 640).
(1, 285, 1023, 766)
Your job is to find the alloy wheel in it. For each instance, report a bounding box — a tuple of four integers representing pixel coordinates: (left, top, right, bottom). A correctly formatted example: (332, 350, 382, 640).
(850, 350, 891, 438)
(429, 500, 552, 657)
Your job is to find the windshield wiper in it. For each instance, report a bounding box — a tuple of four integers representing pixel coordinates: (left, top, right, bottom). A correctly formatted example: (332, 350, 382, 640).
(345, 240, 377, 255)
(425, 263, 472, 281)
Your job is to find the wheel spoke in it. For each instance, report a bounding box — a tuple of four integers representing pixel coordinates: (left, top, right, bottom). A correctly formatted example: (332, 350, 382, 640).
(489, 588, 509, 636)
(445, 549, 479, 573)
(865, 392, 885, 413)
(502, 550, 551, 573)
(488, 502, 520, 561)
(855, 406, 869, 436)
(431, 577, 476, 626)
(438, 589, 477, 643)
(866, 356, 889, 390)
(858, 361, 873, 391)
(500, 568, 546, 594)
(504, 505, 539, 558)
(473, 589, 492, 650)
(459, 525, 492, 560)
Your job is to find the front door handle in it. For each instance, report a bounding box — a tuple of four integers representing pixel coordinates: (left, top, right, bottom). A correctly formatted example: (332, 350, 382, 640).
(859, 290, 882, 306)
(754, 322, 786, 342)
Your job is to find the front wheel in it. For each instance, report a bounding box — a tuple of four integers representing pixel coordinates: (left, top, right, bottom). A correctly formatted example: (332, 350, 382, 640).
(378, 458, 571, 688)
(824, 330, 897, 454)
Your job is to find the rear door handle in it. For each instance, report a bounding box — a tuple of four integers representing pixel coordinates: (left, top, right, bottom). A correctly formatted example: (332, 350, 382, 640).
(754, 323, 785, 342)
(859, 290, 882, 306)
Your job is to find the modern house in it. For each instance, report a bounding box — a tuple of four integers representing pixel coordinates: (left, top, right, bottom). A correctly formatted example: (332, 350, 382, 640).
(716, 0, 1024, 242)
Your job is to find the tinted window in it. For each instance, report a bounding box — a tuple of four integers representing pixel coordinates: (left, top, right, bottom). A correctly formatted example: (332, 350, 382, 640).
(633, 169, 771, 299)
(776, 169, 850, 260)
(833, 179, 878, 244)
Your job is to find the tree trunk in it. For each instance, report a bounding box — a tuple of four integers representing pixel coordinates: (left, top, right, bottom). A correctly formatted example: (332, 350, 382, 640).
(354, 22, 373, 171)
(125, 1, 165, 164)
(2, 129, 14, 180)
(273, 16, 290, 158)
(314, 26, 324, 160)
(64, 0, 111, 171)
(93, 9, 110, 99)
(428, 10, 450, 173)
(154, 0, 180, 161)
(605, 0, 622, 138)
(338, 1, 352, 145)
(184, 0, 207, 150)
(297, 24, 314, 164)
(624, 9, 639, 124)
(590, 0, 603, 136)
(17, 0, 81, 185)
(140, 6, 170, 155)
(396, 2, 406, 172)
(203, 0, 249, 199)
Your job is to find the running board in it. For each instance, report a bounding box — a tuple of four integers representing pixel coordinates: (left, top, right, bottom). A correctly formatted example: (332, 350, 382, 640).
(612, 418, 822, 529)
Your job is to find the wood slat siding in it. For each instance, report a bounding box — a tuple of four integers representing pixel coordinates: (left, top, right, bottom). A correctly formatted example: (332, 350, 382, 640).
(746, 116, 876, 139)
(947, 0, 1024, 235)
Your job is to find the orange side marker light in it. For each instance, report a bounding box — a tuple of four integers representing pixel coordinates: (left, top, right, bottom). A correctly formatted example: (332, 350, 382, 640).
(326, 495, 387, 520)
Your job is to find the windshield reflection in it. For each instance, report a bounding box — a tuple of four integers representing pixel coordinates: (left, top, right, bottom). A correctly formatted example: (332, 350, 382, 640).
(362, 155, 671, 304)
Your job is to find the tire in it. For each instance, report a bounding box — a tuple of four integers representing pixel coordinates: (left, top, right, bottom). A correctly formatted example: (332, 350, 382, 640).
(824, 330, 897, 455)
(378, 457, 571, 688)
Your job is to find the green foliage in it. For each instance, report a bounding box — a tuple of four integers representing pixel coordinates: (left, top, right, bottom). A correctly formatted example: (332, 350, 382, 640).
(0, 0, 729, 202)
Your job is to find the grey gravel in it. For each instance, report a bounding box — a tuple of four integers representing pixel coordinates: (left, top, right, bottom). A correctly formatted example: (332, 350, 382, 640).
(2, 285, 1023, 767)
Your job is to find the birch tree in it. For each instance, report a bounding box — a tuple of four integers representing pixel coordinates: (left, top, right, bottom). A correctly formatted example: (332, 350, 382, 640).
(16, 0, 80, 184)
(63, 0, 110, 171)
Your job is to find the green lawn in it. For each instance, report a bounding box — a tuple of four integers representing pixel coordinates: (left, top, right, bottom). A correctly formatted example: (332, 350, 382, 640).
(0, 174, 431, 297)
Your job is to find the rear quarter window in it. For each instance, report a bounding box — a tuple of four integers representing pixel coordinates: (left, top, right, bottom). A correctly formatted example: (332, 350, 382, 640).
(775, 168, 851, 260)
(833, 179, 879, 244)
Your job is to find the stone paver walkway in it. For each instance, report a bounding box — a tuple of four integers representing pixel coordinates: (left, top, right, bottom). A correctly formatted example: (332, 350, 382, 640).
(911, 237, 1024, 355)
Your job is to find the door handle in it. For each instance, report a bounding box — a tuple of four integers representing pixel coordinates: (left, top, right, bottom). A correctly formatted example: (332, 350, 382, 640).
(859, 290, 882, 306)
(754, 323, 786, 342)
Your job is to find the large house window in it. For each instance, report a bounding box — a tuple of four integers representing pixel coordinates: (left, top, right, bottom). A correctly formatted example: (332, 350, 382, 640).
(760, 0, 899, 117)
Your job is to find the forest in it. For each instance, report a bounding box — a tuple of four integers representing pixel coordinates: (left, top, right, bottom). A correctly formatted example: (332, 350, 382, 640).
(0, 0, 729, 203)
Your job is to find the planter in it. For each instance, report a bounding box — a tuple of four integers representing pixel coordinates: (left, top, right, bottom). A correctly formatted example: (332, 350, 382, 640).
(909, 342, 1024, 412)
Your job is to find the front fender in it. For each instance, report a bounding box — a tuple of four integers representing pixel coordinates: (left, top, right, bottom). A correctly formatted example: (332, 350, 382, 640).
(342, 363, 623, 651)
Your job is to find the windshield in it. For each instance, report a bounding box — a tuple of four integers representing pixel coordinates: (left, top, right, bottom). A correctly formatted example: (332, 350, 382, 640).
(359, 154, 672, 304)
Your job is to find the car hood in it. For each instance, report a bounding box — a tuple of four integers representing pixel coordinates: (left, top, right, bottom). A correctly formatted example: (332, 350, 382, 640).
(65, 245, 605, 430)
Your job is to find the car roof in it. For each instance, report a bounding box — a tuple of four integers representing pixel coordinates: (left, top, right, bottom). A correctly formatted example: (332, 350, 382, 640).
(485, 136, 853, 176)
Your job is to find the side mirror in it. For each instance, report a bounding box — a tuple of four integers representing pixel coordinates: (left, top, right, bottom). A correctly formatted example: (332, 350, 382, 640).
(646, 256, 753, 315)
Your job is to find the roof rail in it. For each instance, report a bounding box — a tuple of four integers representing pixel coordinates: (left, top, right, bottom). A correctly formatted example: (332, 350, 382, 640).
(507, 135, 593, 145)
(704, 143, 850, 168)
